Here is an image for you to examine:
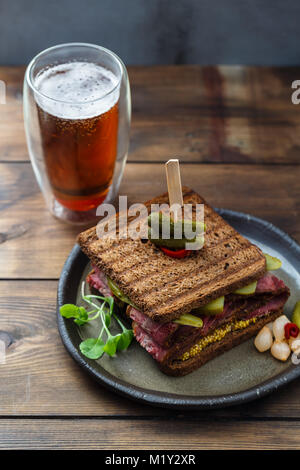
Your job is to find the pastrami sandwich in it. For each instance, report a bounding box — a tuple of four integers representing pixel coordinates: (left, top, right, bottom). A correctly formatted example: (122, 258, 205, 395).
(77, 187, 290, 376)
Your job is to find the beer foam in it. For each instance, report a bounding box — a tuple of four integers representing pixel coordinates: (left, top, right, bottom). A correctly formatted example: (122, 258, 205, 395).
(34, 61, 120, 119)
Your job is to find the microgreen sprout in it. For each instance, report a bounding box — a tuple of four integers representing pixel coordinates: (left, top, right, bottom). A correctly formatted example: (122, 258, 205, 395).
(60, 282, 134, 360)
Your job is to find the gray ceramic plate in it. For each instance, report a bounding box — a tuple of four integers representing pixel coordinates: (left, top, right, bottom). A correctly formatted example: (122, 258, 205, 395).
(57, 209, 300, 409)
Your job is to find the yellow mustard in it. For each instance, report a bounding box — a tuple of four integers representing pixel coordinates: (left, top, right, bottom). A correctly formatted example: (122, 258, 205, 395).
(181, 317, 257, 361)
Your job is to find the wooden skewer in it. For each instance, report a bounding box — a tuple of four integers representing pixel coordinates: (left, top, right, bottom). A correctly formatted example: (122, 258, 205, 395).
(165, 159, 183, 222)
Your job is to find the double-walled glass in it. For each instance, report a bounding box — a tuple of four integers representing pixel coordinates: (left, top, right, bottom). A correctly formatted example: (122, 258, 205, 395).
(23, 43, 131, 224)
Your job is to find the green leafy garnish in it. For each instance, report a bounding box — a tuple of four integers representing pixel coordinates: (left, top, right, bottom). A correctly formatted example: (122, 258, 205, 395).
(60, 304, 87, 320)
(59, 282, 134, 360)
(113, 313, 134, 351)
(80, 337, 105, 359)
(103, 335, 121, 356)
(117, 329, 134, 351)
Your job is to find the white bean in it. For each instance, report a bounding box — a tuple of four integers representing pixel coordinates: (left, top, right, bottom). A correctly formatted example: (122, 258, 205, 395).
(289, 337, 300, 352)
(273, 315, 290, 341)
(254, 326, 273, 352)
(265, 322, 274, 336)
(294, 347, 300, 356)
(271, 340, 291, 361)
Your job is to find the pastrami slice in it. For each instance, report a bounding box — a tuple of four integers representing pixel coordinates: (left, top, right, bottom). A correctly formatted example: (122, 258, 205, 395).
(87, 267, 112, 297)
(256, 273, 286, 293)
(129, 308, 178, 346)
(244, 292, 289, 320)
(133, 323, 169, 362)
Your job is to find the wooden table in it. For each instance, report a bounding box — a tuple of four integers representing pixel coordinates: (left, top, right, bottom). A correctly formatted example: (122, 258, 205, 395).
(0, 65, 299, 450)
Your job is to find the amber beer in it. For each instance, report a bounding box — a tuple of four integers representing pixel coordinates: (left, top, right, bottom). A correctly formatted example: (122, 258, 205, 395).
(35, 61, 120, 211)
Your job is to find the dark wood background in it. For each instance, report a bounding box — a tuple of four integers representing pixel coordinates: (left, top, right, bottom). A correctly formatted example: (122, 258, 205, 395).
(0, 65, 299, 449)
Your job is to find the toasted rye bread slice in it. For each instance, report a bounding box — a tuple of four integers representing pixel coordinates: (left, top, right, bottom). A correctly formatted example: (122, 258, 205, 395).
(159, 309, 283, 376)
(78, 187, 266, 322)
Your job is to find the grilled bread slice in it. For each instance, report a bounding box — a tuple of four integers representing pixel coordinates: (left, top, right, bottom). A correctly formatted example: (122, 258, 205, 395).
(78, 187, 266, 323)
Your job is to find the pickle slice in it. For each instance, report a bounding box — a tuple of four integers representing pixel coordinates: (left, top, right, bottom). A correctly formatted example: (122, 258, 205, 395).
(187, 235, 205, 250)
(199, 296, 225, 315)
(291, 301, 300, 329)
(107, 277, 134, 306)
(147, 212, 206, 239)
(180, 219, 206, 238)
(174, 313, 203, 328)
(148, 228, 188, 249)
(147, 212, 170, 237)
(234, 281, 257, 295)
(148, 228, 204, 250)
(264, 253, 282, 271)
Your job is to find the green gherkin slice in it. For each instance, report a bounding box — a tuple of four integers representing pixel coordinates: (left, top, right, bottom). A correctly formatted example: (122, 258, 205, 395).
(198, 296, 225, 315)
(291, 301, 300, 329)
(147, 212, 206, 239)
(174, 313, 203, 328)
(107, 277, 135, 306)
(264, 253, 282, 271)
(234, 281, 258, 295)
(148, 228, 204, 250)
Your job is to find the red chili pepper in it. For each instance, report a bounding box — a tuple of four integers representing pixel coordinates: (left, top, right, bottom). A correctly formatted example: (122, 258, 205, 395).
(284, 322, 300, 340)
(160, 246, 191, 259)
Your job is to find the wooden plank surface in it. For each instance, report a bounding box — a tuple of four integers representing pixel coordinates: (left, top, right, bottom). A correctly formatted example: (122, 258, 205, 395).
(1, 65, 300, 163)
(0, 280, 300, 419)
(1, 64, 300, 449)
(0, 419, 299, 449)
(0, 66, 25, 161)
(0, 162, 299, 279)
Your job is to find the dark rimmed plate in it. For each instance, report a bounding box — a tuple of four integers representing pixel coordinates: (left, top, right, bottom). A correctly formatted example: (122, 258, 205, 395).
(57, 209, 300, 409)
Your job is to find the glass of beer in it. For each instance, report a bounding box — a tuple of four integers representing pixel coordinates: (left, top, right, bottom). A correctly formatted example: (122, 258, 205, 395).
(23, 43, 131, 224)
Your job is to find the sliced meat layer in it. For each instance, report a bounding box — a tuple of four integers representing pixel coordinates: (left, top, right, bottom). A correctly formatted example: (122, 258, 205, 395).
(133, 323, 169, 362)
(244, 292, 289, 320)
(133, 291, 289, 364)
(87, 267, 112, 297)
(130, 308, 178, 346)
(86, 267, 290, 363)
(128, 279, 289, 349)
(256, 273, 286, 293)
